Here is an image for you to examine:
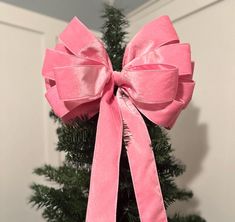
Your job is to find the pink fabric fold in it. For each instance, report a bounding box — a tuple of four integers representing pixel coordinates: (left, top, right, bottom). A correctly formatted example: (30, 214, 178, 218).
(41, 15, 195, 222)
(123, 65, 179, 104)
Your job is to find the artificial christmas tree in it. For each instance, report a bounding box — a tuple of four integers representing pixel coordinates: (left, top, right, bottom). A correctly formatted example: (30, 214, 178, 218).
(29, 4, 206, 222)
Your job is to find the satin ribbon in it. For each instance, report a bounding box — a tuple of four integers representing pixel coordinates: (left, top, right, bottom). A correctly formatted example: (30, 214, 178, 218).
(42, 15, 195, 222)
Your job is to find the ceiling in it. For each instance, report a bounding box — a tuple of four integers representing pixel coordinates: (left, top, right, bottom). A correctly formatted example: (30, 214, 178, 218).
(0, 0, 151, 30)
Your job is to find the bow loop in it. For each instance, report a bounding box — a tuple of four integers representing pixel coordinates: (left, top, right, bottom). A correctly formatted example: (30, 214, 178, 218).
(42, 49, 105, 81)
(59, 17, 111, 67)
(59, 17, 97, 56)
(122, 64, 178, 104)
(122, 43, 195, 129)
(45, 64, 110, 121)
(54, 65, 110, 101)
(123, 16, 179, 66)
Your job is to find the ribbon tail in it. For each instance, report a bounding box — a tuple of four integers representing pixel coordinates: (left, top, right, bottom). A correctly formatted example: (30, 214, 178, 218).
(86, 79, 123, 222)
(117, 89, 168, 222)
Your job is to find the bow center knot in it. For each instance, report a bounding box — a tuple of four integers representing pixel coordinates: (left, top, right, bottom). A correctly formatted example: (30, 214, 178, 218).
(113, 71, 124, 87)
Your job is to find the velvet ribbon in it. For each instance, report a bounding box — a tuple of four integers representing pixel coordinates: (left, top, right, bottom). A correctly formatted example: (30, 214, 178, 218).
(42, 15, 195, 222)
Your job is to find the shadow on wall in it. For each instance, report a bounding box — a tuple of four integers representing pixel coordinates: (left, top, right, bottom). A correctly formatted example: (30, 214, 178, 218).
(167, 103, 208, 217)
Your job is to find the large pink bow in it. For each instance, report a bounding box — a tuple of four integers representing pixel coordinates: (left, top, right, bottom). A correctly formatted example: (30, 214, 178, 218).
(42, 16, 194, 222)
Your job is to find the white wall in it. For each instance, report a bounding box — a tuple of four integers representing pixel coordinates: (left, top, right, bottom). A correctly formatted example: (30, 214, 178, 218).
(0, 3, 68, 221)
(0, 0, 148, 30)
(128, 0, 235, 221)
(0, 3, 101, 221)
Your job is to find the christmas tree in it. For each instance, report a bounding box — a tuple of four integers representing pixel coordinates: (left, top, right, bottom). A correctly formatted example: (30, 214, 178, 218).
(29, 4, 206, 222)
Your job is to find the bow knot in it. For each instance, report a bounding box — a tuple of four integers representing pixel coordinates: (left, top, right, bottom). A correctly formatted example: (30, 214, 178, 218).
(113, 71, 124, 87)
(42, 15, 195, 222)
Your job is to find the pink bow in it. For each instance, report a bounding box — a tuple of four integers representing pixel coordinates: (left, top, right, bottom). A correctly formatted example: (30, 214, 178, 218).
(42, 15, 194, 222)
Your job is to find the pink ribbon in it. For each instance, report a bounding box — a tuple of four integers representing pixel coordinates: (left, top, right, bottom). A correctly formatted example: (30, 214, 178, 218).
(42, 15, 195, 222)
